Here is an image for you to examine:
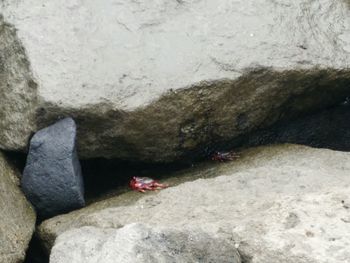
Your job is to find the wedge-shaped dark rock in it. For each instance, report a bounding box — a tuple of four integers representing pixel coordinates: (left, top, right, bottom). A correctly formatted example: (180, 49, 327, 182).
(22, 117, 85, 218)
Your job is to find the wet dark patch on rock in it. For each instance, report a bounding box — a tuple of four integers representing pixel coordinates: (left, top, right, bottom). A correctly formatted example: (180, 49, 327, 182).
(233, 102, 350, 151)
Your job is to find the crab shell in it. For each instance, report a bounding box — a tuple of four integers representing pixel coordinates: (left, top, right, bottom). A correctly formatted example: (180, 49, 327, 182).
(129, 176, 168, 192)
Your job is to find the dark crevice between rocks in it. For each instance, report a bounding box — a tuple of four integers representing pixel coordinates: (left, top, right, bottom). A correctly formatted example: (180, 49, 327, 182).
(82, 159, 190, 203)
(81, 98, 350, 202)
(232, 100, 350, 151)
(179, 97, 350, 161)
(20, 97, 350, 262)
(24, 234, 49, 263)
(4, 150, 26, 174)
(15, 96, 350, 205)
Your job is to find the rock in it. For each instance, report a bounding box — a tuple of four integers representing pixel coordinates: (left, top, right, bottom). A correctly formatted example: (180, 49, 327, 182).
(238, 103, 350, 151)
(0, 151, 36, 263)
(0, 13, 38, 152)
(50, 223, 241, 263)
(22, 117, 85, 219)
(2, 1, 350, 162)
(39, 144, 350, 263)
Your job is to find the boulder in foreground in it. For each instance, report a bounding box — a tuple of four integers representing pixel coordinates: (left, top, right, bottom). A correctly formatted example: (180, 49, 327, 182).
(40, 144, 350, 263)
(50, 223, 241, 263)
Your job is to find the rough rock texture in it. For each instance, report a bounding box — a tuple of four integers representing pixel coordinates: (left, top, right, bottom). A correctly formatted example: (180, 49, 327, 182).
(0, 15, 38, 152)
(1, 1, 350, 161)
(237, 102, 350, 151)
(40, 144, 350, 263)
(22, 118, 85, 219)
(0, 151, 36, 263)
(50, 223, 241, 263)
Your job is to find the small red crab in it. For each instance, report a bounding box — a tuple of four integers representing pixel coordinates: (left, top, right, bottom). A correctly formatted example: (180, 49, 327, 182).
(129, 176, 169, 193)
(211, 151, 240, 162)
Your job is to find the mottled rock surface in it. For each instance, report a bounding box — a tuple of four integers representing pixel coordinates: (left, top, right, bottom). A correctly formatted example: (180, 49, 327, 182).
(50, 223, 241, 263)
(0, 14, 37, 152)
(1, 1, 350, 161)
(238, 103, 350, 151)
(22, 118, 85, 218)
(40, 145, 350, 263)
(0, 151, 36, 263)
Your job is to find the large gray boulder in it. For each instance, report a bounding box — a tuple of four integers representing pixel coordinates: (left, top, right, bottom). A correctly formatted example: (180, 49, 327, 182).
(50, 223, 241, 263)
(0, 151, 36, 263)
(39, 144, 350, 263)
(1, 1, 350, 162)
(22, 118, 85, 218)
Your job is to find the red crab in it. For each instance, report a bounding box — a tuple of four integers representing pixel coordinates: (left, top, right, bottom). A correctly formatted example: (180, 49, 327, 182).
(211, 151, 240, 162)
(129, 176, 169, 193)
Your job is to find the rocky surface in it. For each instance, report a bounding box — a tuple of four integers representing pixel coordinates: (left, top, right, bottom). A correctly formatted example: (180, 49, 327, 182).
(22, 118, 85, 219)
(0, 14, 38, 152)
(1, 1, 350, 162)
(238, 103, 350, 151)
(50, 223, 241, 263)
(0, 151, 36, 263)
(39, 144, 350, 263)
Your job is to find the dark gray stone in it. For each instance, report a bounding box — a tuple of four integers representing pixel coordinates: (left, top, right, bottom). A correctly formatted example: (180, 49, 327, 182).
(21, 117, 85, 219)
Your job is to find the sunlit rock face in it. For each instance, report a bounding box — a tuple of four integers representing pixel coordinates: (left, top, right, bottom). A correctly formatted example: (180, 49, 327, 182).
(0, 151, 36, 263)
(1, 1, 350, 162)
(39, 145, 350, 263)
(49, 223, 241, 263)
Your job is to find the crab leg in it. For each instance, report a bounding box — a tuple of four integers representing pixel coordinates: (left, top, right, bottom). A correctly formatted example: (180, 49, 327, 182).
(149, 182, 168, 190)
(143, 185, 156, 191)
